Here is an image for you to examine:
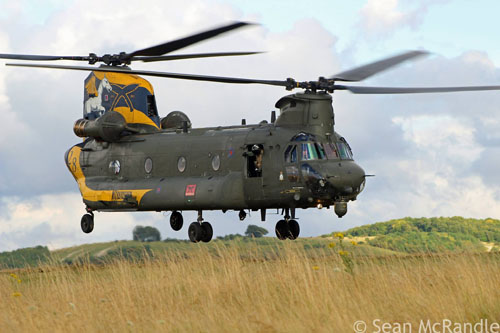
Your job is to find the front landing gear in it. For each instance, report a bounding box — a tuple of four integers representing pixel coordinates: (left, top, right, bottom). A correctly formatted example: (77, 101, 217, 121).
(275, 219, 300, 240)
(188, 211, 213, 243)
(275, 209, 300, 240)
(81, 212, 94, 234)
(170, 211, 183, 231)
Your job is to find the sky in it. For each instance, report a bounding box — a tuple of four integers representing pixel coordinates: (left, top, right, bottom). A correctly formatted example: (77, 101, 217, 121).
(1, 0, 500, 251)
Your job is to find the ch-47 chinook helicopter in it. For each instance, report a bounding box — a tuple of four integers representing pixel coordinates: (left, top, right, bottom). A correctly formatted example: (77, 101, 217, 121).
(3, 22, 500, 243)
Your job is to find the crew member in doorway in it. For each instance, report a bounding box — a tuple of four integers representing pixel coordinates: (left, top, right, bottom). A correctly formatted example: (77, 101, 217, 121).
(253, 144, 263, 176)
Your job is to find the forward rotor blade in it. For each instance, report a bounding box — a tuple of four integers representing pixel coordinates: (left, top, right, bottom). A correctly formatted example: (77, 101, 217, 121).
(335, 84, 500, 94)
(134, 51, 263, 62)
(6, 63, 289, 87)
(12, 63, 500, 95)
(128, 21, 254, 58)
(0, 53, 89, 61)
(330, 50, 428, 82)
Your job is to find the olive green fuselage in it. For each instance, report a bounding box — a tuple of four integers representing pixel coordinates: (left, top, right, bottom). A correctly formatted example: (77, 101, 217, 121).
(67, 92, 366, 215)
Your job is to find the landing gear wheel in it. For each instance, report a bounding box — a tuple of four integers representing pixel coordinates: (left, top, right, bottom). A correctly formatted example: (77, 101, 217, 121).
(275, 219, 289, 240)
(170, 211, 183, 231)
(81, 214, 94, 234)
(188, 222, 203, 243)
(201, 222, 213, 243)
(288, 219, 300, 240)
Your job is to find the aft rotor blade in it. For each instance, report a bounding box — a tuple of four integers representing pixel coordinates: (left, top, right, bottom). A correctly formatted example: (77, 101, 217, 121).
(135, 51, 263, 62)
(128, 21, 254, 58)
(335, 84, 500, 94)
(330, 50, 428, 82)
(0, 53, 89, 61)
(6, 63, 290, 87)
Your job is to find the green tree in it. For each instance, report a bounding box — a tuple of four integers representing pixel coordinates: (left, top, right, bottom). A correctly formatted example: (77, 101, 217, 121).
(0, 246, 50, 269)
(133, 226, 161, 242)
(245, 225, 268, 238)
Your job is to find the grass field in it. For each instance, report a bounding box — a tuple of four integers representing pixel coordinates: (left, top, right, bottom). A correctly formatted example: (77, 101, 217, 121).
(1, 238, 499, 332)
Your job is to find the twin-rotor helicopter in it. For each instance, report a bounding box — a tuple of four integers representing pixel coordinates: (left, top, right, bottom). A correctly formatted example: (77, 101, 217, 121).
(2, 22, 500, 242)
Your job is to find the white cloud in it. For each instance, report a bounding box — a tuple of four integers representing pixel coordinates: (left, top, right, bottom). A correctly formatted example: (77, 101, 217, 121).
(358, 0, 445, 37)
(1, 1, 500, 251)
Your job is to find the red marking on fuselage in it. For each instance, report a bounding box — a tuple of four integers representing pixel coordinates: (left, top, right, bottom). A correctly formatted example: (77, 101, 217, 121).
(185, 184, 196, 196)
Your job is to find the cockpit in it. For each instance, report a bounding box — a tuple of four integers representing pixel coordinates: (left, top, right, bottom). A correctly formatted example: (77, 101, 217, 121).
(281, 132, 364, 209)
(284, 132, 353, 163)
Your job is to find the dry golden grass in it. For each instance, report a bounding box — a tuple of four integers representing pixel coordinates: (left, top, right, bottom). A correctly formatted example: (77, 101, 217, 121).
(1, 241, 499, 332)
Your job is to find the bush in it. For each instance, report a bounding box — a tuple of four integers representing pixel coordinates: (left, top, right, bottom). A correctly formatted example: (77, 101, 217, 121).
(0, 246, 50, 269)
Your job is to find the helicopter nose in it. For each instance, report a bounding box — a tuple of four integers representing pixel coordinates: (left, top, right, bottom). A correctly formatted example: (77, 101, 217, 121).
(325, 161, 366, 195)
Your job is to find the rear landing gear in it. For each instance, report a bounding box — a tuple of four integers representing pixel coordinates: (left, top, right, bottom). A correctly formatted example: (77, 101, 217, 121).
(188, 211, 213, 243)
(81, 213, 94, 233)
(188, 222, 202, 242)
(188, 222, 213, 243)
(201, 222, 213, 242)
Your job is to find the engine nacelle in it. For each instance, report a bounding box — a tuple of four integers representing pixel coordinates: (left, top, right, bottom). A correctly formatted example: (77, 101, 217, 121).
(74, 111, 127, 142)
(160, 111, 192, 130)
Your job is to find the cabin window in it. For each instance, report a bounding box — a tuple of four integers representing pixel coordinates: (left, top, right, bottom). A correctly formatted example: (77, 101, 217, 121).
(109, 160, 121, 175)
(284, 145, 297, 163)
(212, 154, 220, 171)
(144, 157, 153, 174)
(177, 156, 186, 173)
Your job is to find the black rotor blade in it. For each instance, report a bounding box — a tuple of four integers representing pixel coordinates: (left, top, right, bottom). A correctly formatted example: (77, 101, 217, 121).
(11, 63, 500, 95)
(330, 50, 428, 82)
(6, 63, 289, 87)
(128, 21, 254, 58)
(0, 53, 90, 61)
(335, 84, 500, 94)
(134, 51, 263, 62)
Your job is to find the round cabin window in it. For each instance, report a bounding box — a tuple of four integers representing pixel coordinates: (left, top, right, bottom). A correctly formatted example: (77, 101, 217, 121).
(144, 157, 153, 174)
(177, 156, 186, 173)
(212, 154, 220, 171)
(109, 160, 121, 175)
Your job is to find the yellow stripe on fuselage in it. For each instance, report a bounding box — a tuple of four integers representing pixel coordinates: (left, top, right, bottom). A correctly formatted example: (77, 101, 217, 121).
(66, 145, 151, 204)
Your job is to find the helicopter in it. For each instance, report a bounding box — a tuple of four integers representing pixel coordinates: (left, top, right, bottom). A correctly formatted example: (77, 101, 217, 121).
(2, 22, 500, 243)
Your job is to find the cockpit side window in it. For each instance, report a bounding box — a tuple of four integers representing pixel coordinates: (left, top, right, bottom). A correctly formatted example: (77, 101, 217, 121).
(337, 141, 353, 159)
(284, 145, 297, 163)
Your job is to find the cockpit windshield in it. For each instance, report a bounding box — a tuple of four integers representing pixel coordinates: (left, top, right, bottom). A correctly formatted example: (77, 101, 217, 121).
(301, 143, 326, 161)
(287, 132, 353, 162)
(323, 143, 339, 159)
